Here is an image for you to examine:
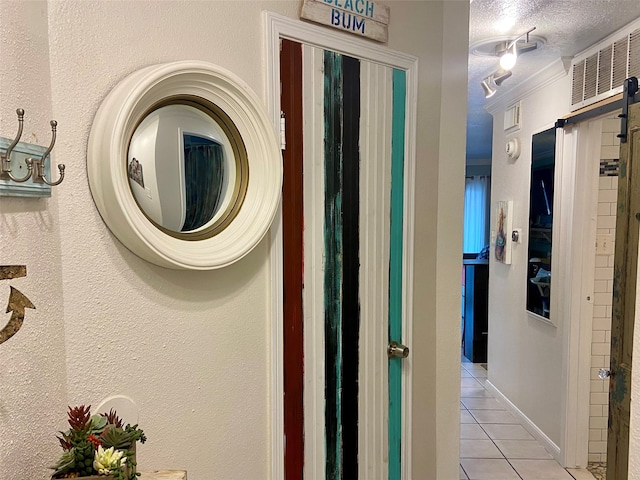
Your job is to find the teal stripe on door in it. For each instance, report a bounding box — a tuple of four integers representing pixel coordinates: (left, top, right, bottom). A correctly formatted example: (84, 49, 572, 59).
(324, 49, 343, 480)
(388, 68, 406, 480)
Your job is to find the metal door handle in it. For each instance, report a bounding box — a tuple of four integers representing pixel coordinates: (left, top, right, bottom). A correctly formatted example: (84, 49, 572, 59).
(599, 368, 613, 379)
(388, 341, 409, 359)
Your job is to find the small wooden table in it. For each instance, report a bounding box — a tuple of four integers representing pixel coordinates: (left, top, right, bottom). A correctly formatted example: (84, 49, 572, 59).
(139, 471, 187, 480)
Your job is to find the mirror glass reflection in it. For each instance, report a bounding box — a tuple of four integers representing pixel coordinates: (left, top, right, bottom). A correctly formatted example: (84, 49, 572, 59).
(526, 127, 556, 319)
(128, 104, 237, 234)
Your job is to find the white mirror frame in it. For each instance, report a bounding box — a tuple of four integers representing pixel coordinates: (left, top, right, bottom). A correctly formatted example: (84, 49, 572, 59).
(88, 61, 282, 270)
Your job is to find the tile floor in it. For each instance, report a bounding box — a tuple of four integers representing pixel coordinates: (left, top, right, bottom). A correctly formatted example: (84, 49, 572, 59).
(459, 359, 594, 480)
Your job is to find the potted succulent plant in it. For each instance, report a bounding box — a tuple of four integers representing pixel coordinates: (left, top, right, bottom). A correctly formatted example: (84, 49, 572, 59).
(51, 405, 146, 479)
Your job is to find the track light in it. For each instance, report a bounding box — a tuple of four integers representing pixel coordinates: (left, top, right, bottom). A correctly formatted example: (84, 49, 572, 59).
(481, 77, 497, 98)
(496, 27, 537, 71)
(481, 70, 513, 98)
(493, 69, 512, 86)
(499, 43, 518, 70)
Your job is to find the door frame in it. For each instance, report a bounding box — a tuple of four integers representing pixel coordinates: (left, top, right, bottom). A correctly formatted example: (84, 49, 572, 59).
(560, 108, 636, 469)
(558, 116, 603, 467)
(264, 11, 418, 480)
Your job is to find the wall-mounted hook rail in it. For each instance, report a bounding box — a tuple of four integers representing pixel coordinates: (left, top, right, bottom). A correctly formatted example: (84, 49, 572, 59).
(0, 108, 65, 197)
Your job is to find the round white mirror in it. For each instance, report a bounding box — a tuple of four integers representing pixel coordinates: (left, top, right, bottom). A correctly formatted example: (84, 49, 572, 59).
(127, 100, 248, 239)
(87, 61, 282, 269)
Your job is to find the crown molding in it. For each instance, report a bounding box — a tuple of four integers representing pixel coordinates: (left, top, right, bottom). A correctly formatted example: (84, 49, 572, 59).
(484, 56, 571, 115)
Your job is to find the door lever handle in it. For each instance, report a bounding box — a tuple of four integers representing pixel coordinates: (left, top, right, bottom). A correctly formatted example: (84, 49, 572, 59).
(598, 368, 613, 379)
(388, 341, 409, 359)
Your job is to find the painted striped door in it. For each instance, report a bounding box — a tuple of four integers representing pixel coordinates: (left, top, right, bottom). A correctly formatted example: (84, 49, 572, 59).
(282, 40, 407, 480)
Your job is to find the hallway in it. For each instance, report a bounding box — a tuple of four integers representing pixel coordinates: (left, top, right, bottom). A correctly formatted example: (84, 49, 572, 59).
(459, 359, 596, 480)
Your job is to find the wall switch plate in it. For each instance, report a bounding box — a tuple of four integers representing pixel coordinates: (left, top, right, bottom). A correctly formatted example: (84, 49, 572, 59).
(596, 234, 614, 255)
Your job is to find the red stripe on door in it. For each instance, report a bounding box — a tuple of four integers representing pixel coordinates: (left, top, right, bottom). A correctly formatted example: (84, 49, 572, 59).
(281, 38, 305, 480)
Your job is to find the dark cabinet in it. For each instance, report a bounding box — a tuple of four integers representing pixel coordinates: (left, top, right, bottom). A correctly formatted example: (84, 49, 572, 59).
(463, 259, 489, 363)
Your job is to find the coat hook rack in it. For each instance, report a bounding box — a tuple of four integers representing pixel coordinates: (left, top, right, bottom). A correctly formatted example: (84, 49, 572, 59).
(0, 108, 65, 194)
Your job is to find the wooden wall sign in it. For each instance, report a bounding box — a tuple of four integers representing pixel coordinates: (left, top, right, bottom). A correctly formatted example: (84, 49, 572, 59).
(300, 0, 390, 43)
(0, 265, 35, 345)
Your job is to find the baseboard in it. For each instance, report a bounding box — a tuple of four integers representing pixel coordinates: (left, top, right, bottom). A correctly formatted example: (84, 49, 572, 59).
(485, 380, 561, 461)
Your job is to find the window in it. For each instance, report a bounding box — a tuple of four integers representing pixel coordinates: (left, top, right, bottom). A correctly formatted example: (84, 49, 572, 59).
(463, 176, 489, 254)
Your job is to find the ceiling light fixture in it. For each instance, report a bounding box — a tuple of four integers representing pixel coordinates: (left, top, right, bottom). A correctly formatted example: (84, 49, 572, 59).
(493, 69, 513, 86)
(481, 69, 513, 98)
(481, 77, 497, 98)
(497, 26, 537, 71)
(499, 43, 518, 70)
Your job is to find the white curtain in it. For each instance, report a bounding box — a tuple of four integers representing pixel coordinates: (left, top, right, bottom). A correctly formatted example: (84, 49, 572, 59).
(463, 176, 489, 254)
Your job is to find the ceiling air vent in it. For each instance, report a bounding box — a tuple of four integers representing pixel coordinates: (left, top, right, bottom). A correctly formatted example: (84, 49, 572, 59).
(572, 60, 585, 106)
(629, 28, 640, 79)
(571, 25, 640, 110)
(597, 45, 612, 95)
(584, 53, 599, 100)
(612, 37, 628, 88)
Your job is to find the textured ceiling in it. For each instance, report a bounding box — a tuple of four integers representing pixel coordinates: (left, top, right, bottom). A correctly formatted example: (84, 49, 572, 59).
(466, 0, 640, 161)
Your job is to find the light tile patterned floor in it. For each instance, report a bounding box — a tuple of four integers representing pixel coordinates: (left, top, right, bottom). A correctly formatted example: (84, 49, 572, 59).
(459, 360, 595, 480)
(586, 462, 606, 480)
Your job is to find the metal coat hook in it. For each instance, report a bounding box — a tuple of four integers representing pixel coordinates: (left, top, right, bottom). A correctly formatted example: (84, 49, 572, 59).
(0, 108, 64, 186)
(1, 109, 31, 182)
(29, 120, 65, 186)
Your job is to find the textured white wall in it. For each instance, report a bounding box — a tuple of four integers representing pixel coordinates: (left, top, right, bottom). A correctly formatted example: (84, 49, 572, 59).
(384, 3, 469, 478)
(384, 2, 469, 479)
(1, 2, 299, 479)
(488, 72, 571, 447)
(434, 2, 468, 478)
(0, 1, 69, 478)
(0, 1, 469, 479)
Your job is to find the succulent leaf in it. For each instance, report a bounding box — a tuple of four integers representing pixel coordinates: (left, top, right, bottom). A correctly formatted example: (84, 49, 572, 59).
(72, 438, 96, 476)
(101, 427, 133, 450)
(93, 446, 126, 475)
(51, 449, 75, 476)
(57, 431, 73, 451)
(101, 408, 124, 428)
(67, 405, 92, 433)
(90, 414, 108, 434)
(125, 424, 147, 444)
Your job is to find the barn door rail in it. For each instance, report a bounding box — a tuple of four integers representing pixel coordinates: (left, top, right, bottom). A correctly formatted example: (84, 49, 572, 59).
(554, 77, 640, 143)
(617, 77, 639, 143)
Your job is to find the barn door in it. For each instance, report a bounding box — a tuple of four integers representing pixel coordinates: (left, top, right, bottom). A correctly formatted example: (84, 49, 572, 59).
(607, 97, 640, 479)
(280, 39, 411, 480)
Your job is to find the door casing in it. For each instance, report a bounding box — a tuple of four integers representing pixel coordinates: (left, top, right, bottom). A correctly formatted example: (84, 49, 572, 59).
(558, 117, 603, 468)
(561, 111, 634, 471)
